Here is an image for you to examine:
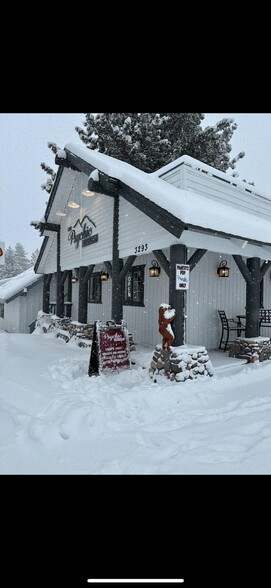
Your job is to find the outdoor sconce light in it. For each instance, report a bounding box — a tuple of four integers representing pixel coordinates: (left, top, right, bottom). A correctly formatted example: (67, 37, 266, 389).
(217, 260, 230, 277)
(100, 269, 109, 281)
(71, 270, 79, 284)
(22, 287, 27, 296)
(149, 260, 161, 277)
(56, 210, 66, 217)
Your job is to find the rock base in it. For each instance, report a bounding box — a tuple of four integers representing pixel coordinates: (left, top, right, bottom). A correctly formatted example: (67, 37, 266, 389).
(229, 337, 271, 362)
(150, 344, 214, 382)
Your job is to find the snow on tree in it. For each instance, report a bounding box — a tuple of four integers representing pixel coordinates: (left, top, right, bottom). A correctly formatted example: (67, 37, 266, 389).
(75, 113, 245, 174)
(40, 141, 60, 195)
(0, 243, 32, 279)
(13, 243, 32, 274)
(0, 246, 16, 279)
(30, 248, 39, 266)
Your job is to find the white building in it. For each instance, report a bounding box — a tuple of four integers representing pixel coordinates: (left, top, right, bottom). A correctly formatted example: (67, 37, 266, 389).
(0, 268, 43, 333)
(33, 144, 271, 350)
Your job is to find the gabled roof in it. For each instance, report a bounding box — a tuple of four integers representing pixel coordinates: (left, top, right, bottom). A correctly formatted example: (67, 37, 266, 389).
(40, 142, 271, 252)
(64, 143, 271, 248)
(0, 268, 43, 304)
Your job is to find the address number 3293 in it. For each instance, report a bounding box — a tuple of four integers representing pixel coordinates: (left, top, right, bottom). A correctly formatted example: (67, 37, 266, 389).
(134, 243, 148, 254)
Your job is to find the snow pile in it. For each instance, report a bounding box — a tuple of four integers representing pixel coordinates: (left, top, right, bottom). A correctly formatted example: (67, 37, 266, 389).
(0, 267, 42, 302)
(34, 311, 93, 347)
(1, 331, 271, 473)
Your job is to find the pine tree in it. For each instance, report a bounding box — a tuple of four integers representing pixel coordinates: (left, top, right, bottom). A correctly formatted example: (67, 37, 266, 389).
(13, 243, 31, 275)
(40, 141, 60, 195)
(0, 243, 32, 279)
(75, 113, 245, 173)
(30, 248, 39, 266)
(0, 246, 16, 278)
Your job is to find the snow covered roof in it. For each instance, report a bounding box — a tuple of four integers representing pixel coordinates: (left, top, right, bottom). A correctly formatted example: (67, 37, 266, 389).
(63, 143, 271, 248)
(0, 268, 43, 303)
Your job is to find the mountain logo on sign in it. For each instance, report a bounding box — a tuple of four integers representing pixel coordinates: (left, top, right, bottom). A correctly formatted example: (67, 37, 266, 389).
(68, 215, 98, 249)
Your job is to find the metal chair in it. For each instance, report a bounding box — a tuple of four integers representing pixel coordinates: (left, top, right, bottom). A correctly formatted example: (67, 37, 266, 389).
(218, 310, 245, 352)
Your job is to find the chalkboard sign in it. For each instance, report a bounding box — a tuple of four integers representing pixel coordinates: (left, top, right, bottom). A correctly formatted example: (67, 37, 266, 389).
(88, 321, 131, 376)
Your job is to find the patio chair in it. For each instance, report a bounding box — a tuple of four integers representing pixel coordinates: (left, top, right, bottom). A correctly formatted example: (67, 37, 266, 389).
(218, 310, 245, 352)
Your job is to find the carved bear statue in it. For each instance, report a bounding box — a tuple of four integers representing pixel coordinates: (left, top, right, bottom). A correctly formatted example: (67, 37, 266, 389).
(158, 303, 176, 350)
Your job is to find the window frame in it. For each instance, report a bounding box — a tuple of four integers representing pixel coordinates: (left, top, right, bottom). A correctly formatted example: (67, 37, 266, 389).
(88, 272, 102, 304)
(0, 303, 4, 319)
(123, 264, 145, 307)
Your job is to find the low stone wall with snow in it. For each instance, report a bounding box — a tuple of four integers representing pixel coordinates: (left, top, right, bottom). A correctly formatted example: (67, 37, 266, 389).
(229, 337, 271, 362)
(150, 345, 214, 382)
(34, 311, 136, 351)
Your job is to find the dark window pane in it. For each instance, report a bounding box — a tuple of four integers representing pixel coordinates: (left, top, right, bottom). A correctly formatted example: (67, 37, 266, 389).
(124, 265, 145, 306)
(88, 273, 102, 303)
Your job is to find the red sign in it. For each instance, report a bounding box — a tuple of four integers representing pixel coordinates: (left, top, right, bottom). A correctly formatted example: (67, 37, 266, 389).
(0, 248, 3, 256)
(98, 326, 130, 372)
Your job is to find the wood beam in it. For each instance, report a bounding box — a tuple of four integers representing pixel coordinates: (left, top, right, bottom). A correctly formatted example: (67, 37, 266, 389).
(119, 183, 185, 239)
(103, 261, 112, 277)
(118, 256, 137, 284)
(232, 255, 253, 285)
(187, 249, 207, 272)
(152, 250, 170, 277)
(83, 265, 95, 286)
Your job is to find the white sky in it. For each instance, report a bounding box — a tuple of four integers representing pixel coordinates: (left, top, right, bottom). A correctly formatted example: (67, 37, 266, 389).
(1, 113, 271, 255)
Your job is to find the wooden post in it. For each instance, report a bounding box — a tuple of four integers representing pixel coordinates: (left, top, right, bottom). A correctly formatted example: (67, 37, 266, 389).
(56, 231, 64, 318)
(43, 273, 52, 313)
(169, 244, 186, 346)
(233, 255, 261, 338)
(111, 195, 123, 323)
(246, 257, 261, 337)
(78, 266, 88, 324)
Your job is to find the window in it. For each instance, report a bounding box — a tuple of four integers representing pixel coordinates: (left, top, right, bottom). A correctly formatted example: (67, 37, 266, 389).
(0, 303, 4, 319)
(88, 273, 102, 303)
(123, 265, 145, 306)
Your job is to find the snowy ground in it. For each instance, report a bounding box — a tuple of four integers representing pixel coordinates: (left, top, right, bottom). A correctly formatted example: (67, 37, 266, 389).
(1, 330, 271, 474)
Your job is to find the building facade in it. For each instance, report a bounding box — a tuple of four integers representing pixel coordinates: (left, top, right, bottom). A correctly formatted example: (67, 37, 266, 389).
(34, 145, 271, 349)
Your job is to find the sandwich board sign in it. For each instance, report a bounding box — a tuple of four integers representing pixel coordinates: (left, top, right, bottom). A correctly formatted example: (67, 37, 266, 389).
(88, 320, 131, 376)
(0, 240, 5, 265)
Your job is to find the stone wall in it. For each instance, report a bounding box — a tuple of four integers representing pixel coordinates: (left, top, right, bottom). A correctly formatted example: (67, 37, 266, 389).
(35, 312, 136, 351)
(229, 337, 271, 362)
(150, 345, 214, 382)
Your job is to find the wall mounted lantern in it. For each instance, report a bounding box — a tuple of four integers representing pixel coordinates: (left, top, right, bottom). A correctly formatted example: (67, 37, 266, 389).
(100, 269, 109, 281)
(149, 260, 161, 277)
(217, 260, 230, 277)
(71, 269, 79, 284)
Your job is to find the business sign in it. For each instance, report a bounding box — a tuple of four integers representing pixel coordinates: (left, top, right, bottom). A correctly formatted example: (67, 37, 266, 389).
(0, 240, 5, 265)
(176, 264, 190, 290)
(89, 321, 131, 376)
(68, 215, 98, 249)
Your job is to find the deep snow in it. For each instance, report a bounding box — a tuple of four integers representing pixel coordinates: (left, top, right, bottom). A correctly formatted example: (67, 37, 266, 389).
(1, 329, 271, 474)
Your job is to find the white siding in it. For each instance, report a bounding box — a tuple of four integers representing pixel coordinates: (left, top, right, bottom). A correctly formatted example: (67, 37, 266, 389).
(261, 272, 271, 337)
(71, 281, 79, 321)
(3, 299, 20, 333)
(120, 249, 246, 350)
(18, 281, 43, 333)
(123, 252, 168, 347)
(119, 197, 175, 257)
(60, 174, 114, 270)
(186, 250, 246, 349)
(161, 163, 271, 221)
(87, 263, 112, 324)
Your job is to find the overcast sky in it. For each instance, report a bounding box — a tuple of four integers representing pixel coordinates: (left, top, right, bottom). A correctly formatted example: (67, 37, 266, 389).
(1, 113, 271, 255)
